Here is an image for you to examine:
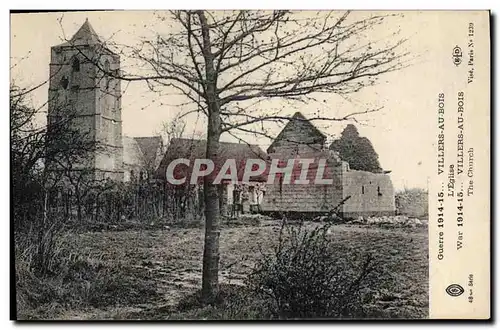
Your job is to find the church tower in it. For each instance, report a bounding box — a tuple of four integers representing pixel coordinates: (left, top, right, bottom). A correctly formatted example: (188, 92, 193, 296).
(47, 19, 123, 182)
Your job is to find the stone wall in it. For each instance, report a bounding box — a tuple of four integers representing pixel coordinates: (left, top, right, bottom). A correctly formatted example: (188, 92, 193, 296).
(261, 181, 343, 213)
(260, 150, 344, 213)
(341, 167, 396, 218)
(395, 188, 428, 218)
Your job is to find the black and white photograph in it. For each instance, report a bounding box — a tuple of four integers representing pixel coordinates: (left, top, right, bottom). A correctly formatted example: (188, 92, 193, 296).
(10, 9, 490, 320)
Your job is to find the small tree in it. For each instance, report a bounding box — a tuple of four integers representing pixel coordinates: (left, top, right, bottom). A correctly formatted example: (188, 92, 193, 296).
(160, 113, 187, 146)
(330, 124, 383, 173)
(11, 82, 102, 279)
(11, 84, 46, 230)
(11, 81, 102, 228)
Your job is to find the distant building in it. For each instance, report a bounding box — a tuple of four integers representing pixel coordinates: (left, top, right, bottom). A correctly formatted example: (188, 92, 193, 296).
(155, 138, 268, 216)
(123, 136, 164, 182)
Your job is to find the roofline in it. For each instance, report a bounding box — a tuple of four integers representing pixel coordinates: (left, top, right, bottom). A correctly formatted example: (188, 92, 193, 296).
(267, 112, 327, 152)
(168, 137, 263, 149)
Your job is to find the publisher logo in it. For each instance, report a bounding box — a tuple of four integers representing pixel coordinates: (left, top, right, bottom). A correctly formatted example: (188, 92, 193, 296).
(452, 46, 463, 66)
(446, 284, 465, 297)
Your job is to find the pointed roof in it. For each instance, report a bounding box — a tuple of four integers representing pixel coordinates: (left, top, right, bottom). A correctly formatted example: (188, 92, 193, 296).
(290, 112, 326, 138)
(56, 19, 103, 47)
(267, 112, 327, 153)
(123, 136, 163, 170)
(134, 136, 163, 168)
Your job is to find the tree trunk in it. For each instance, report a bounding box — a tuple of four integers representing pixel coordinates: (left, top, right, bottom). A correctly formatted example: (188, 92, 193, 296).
(202, 158, 220, 304)
(201, 87, 222, 304)
(198, 10, 222, 304)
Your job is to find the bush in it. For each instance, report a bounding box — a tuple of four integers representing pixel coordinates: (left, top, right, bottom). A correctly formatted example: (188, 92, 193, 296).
(15, 215, 70, 277)
(395, 188, 428, 218)
(247, 221, 377, 319)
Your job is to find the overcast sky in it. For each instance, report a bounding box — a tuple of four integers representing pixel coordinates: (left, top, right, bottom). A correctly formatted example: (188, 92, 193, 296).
(10, 10, 462, 191)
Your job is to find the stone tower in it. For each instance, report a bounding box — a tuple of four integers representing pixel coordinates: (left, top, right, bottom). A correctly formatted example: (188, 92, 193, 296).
(47, 19, 123, 182)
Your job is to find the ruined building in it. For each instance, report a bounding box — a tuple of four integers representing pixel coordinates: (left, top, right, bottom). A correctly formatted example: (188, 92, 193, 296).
(260, 112, 396, 218)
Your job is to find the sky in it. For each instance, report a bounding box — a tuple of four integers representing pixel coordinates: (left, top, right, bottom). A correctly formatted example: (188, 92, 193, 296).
(9, 10, 456, 191)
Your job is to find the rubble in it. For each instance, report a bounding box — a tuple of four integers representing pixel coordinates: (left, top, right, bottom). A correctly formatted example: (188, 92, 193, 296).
(346, 215, 427, 227)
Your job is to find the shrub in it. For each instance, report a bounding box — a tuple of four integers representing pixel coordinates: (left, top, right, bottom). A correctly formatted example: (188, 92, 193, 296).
(15, 215, 70, 277)
(247, 221, 377, 319)
(395, 188, 428, 218)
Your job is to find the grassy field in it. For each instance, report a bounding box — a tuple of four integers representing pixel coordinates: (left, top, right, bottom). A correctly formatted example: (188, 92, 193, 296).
(17, 222, 428, 320)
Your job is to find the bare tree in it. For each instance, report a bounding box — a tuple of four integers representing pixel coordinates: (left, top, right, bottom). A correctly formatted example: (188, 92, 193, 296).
(159, 112, 187, 146)
(62, 10, 409, 303)
(11, 81, 104, 229)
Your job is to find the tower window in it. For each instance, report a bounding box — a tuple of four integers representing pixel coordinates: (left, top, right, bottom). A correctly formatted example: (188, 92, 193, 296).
(60, 76, 69, 89)
(72, 58, 80, 72)
(361, 185, 365, 194)
(104, 60, 111, 78)
(378, 186, 382, 196)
